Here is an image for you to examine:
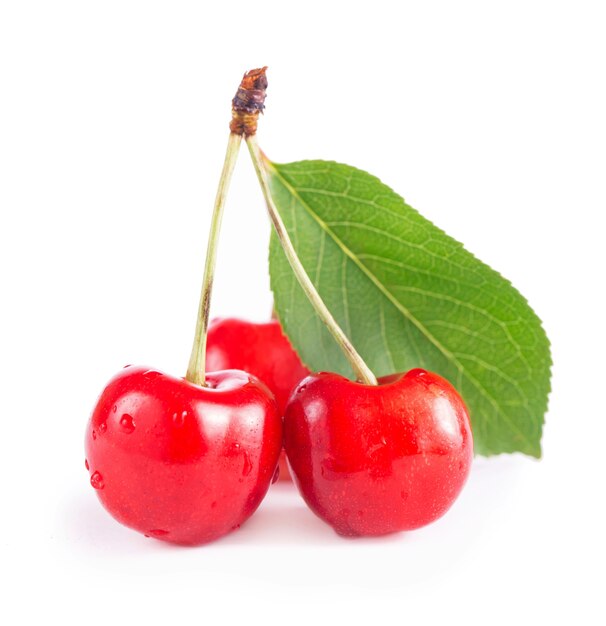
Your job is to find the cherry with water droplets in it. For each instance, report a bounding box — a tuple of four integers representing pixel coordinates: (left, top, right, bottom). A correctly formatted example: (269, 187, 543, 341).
(284, 368, 473, 537)
(85, 366, 281, 545)
(84, 73, 282, 546)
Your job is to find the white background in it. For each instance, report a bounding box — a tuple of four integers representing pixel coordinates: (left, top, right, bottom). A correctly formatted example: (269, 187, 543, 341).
(1, 1, 604, 624)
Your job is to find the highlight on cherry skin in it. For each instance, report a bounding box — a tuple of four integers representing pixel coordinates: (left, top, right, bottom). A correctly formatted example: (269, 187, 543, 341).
(283, 368, 473, 537)
(85, 365, 282, 546)
(206, 317, 310, 481)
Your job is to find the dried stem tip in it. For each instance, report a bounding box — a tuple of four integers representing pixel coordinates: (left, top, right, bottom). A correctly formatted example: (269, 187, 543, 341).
(230, 67, 268, 136)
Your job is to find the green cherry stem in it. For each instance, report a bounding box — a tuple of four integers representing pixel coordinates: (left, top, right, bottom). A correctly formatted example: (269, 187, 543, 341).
(187, 67, 269, 386)
(246, 135, 378, 386)
(186, 132, 242, 386)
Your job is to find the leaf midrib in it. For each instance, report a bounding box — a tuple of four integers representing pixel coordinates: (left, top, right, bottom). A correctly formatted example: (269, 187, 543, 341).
(269, 162, 535, 452)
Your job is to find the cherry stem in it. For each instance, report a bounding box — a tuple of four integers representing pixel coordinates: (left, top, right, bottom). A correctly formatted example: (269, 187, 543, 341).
(246, 135, 378, 386)
(186, 132, 242, 386)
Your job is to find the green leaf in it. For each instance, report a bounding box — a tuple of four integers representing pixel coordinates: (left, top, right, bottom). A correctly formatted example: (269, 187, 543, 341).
(267, 160, 551, 457)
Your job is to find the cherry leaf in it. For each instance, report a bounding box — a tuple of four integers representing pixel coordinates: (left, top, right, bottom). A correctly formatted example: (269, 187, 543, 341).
(267, 160, 551, 457)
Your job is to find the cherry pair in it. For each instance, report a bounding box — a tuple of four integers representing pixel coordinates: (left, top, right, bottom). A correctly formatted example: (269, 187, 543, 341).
(84, 68, 473, 546)
(86, 318, 472, 543)
(207, 319, 473, 536)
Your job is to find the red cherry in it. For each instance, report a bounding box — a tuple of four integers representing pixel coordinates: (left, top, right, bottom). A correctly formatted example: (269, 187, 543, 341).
(206, 318, 310, 481)
(85, 365, 282, 545)
(283, 368, 473, 536)
(207, 318, 310, 412)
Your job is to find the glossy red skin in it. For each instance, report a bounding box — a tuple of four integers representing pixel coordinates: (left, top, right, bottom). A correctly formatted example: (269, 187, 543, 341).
(206, 318, 310, 481)
(284, 369, 473, 537)
(85, 365, 282, 545)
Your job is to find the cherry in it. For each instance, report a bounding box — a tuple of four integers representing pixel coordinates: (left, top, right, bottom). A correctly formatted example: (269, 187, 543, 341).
(207, 317, 310, 413)
(283, 368, 473, 537)
(206, 317, 310, 481)
(84, 70, 280, 545)
(85, 366, 281, 545)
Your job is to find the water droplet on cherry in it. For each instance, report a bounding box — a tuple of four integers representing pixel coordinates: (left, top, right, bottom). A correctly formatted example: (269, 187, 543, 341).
(120, 413, 135, 433)
(147, 529, 169, 538)
(98, 422, 107, 434)
(172, 411, 187, 427)
(112, 405, 117, 413)
(297, 385, 307, 394)
(242, 452, 253, 477)
(143, 370, 162, 380)
(90, 471, 104, 490)
(92, 430, 97, 440)
(85, 459, 89, 471)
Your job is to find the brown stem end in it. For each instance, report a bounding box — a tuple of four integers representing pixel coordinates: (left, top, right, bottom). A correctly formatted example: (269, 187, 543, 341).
(230, 66, 268, 136)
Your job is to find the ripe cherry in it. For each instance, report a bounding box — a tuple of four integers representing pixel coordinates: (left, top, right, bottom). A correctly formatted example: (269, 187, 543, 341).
(206, 317, 310, 481)
(85, 366, 281, 545)
(284, 368, 473, 536)
(84, 73, 280, 545)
